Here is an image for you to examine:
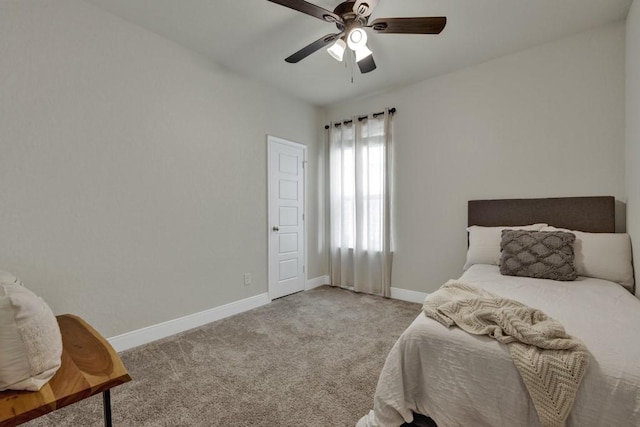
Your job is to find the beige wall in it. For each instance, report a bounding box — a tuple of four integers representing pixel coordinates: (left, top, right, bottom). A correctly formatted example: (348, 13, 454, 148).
(627, 0, 640, 297)
(326, 22, 627, 294)
(0, 0, 323, 337)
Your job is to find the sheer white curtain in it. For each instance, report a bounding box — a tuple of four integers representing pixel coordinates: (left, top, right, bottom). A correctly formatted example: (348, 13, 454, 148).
(329, 109, 393, 296)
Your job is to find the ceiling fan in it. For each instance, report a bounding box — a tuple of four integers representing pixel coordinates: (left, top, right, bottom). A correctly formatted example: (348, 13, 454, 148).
(267, 0, 446, 74)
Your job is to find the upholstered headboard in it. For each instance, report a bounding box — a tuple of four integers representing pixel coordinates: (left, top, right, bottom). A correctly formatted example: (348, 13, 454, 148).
(468, 196, 615, 233)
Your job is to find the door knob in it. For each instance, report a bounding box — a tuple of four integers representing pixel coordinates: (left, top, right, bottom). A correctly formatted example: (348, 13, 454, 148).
(272, 226, 280, 232)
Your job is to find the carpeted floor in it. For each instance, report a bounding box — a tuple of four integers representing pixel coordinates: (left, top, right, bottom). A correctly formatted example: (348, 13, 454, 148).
(26, 286, 423, 427)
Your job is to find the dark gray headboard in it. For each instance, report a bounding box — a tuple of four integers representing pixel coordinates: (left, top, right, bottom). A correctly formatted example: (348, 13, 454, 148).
(468, 196, 615, 233)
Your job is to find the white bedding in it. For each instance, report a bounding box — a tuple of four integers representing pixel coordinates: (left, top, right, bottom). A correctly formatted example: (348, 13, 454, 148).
(357, 264, 640, 427)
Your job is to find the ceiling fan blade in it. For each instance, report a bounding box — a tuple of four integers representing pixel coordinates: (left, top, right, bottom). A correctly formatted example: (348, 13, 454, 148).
(285, 33, 341, 63)
(353, 0, 379, 18)
(357, 55, 377, 74)
(267, 0, 342, 24)
(369, 17, 447, 34)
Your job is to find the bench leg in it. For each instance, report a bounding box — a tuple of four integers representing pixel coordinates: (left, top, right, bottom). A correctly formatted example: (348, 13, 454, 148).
(103, 390, 112, 427)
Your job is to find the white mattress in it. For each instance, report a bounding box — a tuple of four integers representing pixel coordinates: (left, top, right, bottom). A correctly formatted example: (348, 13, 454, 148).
(357, 265, 640, 427)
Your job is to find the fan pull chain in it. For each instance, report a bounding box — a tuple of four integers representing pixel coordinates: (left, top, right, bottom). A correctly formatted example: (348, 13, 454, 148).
(349, 49, 355, 84)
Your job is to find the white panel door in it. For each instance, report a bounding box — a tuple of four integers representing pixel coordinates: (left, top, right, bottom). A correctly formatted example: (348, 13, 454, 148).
(268, 136, 306, 300)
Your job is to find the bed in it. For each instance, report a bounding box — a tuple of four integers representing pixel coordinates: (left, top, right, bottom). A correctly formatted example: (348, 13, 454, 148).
(357, 196, 640, 427)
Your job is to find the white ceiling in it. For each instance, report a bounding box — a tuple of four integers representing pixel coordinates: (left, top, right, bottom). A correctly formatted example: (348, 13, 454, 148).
(85, 0, 632, 106)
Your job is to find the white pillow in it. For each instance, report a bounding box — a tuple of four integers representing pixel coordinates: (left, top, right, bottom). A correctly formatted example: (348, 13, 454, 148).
(541, 227, 634, 292)
(0, 270, 22, 286)
(0, 275, 63, 391)
(464, 223, 547, 270)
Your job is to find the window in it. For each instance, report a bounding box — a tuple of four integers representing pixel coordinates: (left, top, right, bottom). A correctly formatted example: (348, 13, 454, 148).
(329, 115, 388, 252)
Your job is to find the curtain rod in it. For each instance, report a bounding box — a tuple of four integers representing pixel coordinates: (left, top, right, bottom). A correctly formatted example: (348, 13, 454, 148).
(324, 107, 396, 130)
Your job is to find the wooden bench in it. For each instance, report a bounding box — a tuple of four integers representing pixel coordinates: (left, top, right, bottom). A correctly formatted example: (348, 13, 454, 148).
(0, 314, 131, 427)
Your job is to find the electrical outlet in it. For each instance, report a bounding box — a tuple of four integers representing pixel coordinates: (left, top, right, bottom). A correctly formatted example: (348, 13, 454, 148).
(243, 273, 251, 286)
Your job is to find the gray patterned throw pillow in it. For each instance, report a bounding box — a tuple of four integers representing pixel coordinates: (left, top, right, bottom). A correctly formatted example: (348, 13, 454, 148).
(500, 230, 577, 281)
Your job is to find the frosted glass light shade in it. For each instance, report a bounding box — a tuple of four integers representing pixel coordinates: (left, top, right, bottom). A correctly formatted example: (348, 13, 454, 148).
(327, 39, 346, 61)
(355, 44, 373, 62)
(347, 28, 368, 51)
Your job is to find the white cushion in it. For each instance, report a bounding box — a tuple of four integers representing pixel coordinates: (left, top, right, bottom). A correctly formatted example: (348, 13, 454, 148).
(541, 227, 635, 292)
(464, 224, 547, 270)
(0, 275, 62, 391)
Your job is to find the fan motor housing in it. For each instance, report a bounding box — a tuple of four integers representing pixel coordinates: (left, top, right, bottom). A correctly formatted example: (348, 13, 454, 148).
(333, 1, 368, 30)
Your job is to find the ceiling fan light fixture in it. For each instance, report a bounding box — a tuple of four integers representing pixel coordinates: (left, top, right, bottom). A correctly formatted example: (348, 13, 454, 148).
(327, 38, 346, 61)
(267, 0, 447, 74)
(347, 27, 368, 51)
(355, 44, 373, 62)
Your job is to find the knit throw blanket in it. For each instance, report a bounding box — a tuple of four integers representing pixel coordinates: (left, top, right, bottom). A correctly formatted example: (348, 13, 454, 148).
(423, 281, 589, 427)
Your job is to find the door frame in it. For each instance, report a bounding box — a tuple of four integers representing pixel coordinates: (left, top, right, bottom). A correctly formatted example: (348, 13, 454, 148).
(267, 135, 307, 301)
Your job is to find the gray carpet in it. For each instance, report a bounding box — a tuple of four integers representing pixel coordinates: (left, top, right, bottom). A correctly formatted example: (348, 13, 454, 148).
(26, 286, 421, 427)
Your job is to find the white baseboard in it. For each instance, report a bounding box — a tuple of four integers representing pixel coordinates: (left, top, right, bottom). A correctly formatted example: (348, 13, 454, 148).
(306, 275, 330, 290)
(390, 287, 429, 304)
(108, 292, 270, 352)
